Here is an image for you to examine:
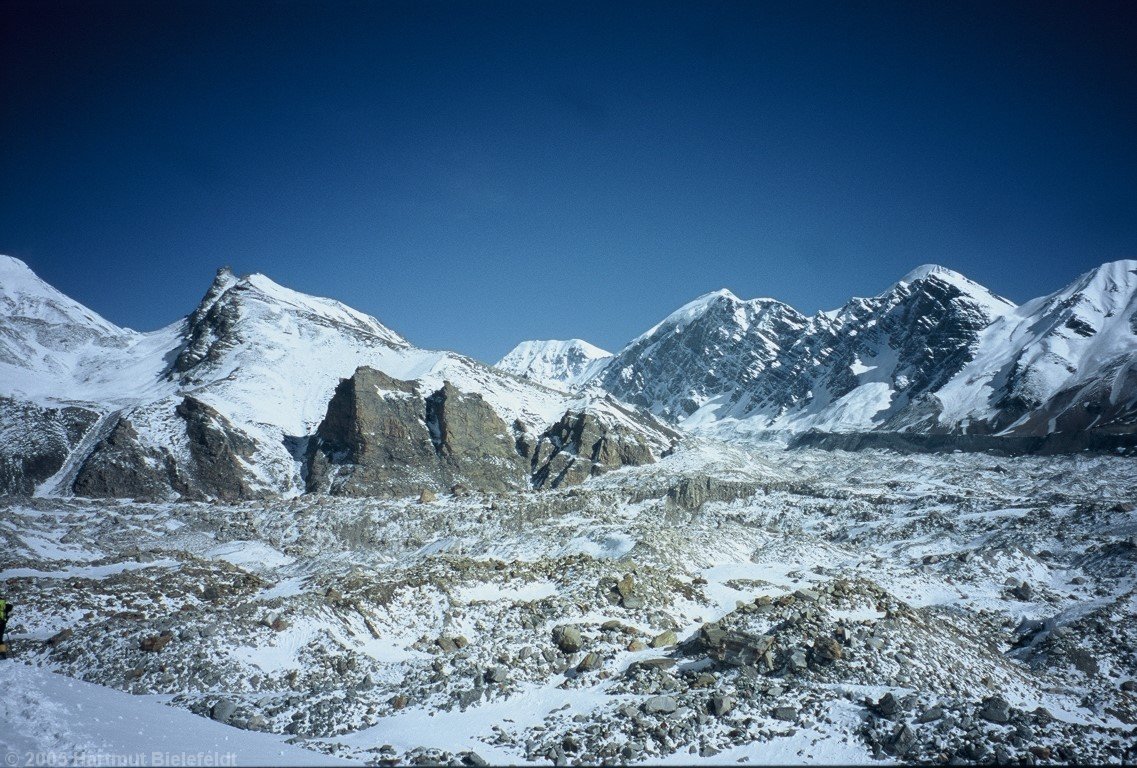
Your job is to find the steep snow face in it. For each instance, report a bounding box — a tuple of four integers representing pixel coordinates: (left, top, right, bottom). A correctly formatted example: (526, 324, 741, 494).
(495, 339, 612, 391)
(936, 259, 1137, 434)
(595, 290, 809, 421)
(0, 255, 181, 407)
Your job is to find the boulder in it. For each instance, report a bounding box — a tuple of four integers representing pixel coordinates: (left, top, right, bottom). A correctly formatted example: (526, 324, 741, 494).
(210, 699, 238, 724)
(576, 652, 602, 672)
(139, 633, 172, 653)
(874, 692, 900, 718)
(643, 696, 678, 715)
(978, 696, 1011, 724)
(772, 706, 798, 722)
(811, 636, 843, 663)
(48, 628, 73, 647)
(552, 625, 583, 653)
(710, 695, 734, 716)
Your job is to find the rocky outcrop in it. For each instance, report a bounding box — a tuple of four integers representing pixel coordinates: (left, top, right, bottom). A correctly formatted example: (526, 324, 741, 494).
(0, 397, 99, 495)
(174, 396, 264, 501)
(306, 367, 529, 496)
(71, 397, 266, 501)
(530, 405, 670, 488)
(666, 475, 763, 510)
(72, 417, 178, 500)
(172, 267, 241, 377)
(306, 367, 438, 496)
(424, 383, 527, 492)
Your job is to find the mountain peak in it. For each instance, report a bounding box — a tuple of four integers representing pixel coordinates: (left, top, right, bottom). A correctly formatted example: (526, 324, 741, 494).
(883, 263, 1016, 317)
(899, 263, 955, 283)
(0, 254, 37, 279)
(496, 338, 612, 391)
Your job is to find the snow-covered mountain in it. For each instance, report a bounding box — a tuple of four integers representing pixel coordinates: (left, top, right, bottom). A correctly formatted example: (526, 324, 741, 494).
(592, 289, 809, 422)
(572, 261, 1136, 447)
(590, 266, 1016, 433)
(935, 259, 1137, 436)
(0, 257, 675, 499)
(496, 339, 612, 391)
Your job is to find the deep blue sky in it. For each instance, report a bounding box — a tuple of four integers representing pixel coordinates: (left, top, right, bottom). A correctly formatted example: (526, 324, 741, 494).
(2, 1, 1135, 362)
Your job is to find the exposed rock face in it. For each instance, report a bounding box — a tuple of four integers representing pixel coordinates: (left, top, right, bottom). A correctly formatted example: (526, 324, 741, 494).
(306, 367, 438, 496)
(530, 407, 662, 488)
(595, 290, 807, 421)
(71, 397, 265, 501)
(593, 268, 1015, 433)
(72, 417, 177, 500)
(306, 367, 528, 496)
(174, 396, 264, 501)
(172, 268, 242, 376)
(0, 397, 99, 495)
(424, 383, 527, 492)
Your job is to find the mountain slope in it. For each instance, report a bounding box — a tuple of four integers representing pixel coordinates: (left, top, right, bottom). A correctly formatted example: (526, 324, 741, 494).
(0, 258, 675, 498)
(594, 289, 809, 421)
(591, 268, 1017, 434)
(496, 339, 611, 391)
(935, 259, 1137, 435)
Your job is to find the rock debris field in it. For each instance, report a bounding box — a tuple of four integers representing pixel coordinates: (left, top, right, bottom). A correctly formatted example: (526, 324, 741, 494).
(2, 440, 1135, 765)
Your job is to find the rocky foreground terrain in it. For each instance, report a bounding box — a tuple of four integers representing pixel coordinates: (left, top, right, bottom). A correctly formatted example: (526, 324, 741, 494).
(3, 440, 1135, 765)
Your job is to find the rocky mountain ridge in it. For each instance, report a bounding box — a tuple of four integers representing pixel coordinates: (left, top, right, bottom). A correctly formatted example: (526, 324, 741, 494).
(0, 257, 674, 499)
(503, 261, 1137, 450)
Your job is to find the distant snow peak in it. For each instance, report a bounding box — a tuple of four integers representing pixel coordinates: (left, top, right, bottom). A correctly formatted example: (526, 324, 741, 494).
(496, 339, 612, 391)
(899, 263, 953, 284)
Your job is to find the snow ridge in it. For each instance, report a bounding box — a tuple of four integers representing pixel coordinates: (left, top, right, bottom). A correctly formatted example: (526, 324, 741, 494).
(496, 339, 612, 391)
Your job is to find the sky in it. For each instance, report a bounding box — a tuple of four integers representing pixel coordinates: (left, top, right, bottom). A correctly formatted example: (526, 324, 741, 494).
(2, 0, 1135, 362)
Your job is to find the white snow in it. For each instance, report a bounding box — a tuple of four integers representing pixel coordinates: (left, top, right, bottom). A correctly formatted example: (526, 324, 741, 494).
(495, 338, 612, 391)
(0, 662, 354, 765)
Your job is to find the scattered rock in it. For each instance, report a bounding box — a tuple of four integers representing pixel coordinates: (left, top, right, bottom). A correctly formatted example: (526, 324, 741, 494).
(139, 633, 172, 653)
(643, 696, 679, 715)
(48, 628, 73, 646)
(419, 489, 437, 503)
(711, 695, 734, 716)
(576, 653, 602, 673)
(650, 630, 677, 648)
(772, 706, 798, 722)
(978, 696, 1011, 724)
(916, 706, 944, 723)
(1010, 581, 1033, 601)
(553, 625, 583, 653)
(210, 699, 238, 724)
(873, 693, 900, 718)
(811, 636, 843, 663)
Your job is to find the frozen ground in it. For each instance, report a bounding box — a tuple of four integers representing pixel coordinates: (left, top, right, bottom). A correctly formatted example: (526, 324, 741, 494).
(1, 440, 1135, 765)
